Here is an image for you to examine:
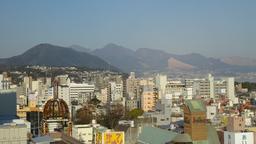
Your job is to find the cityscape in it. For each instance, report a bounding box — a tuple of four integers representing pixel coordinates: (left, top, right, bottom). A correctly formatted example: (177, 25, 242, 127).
(1, 66, 256, 144)
(0, 1, 256, 144)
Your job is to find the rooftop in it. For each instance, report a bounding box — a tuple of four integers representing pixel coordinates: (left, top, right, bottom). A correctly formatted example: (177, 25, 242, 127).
(184, 100, 206, 113)
(0, 89, 16, 94)
(138, 126, 177, 144)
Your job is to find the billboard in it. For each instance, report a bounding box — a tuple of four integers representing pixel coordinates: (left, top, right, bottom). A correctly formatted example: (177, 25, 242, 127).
(95, 132, 103, 144)
(103, 132, 124, 144)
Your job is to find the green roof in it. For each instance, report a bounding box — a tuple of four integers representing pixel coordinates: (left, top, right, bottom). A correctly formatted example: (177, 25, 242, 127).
(138, 126, 178, 144)
(207, 125, 220, 144)
(137, 125, 220, 144)
(172, 133, 192, 143)
(185, 100, 206, 112)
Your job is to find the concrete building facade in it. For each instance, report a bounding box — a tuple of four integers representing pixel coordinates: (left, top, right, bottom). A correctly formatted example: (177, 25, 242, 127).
(141, 86, 155, 112)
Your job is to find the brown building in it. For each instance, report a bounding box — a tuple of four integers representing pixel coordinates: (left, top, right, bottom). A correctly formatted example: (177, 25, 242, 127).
(226, 116, 245, 132)
(184, 100, 208, 141)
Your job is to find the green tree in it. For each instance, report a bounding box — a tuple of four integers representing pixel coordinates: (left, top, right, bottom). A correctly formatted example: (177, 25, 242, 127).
(99, 104, 125, 129)
(75, 104, 96, 124)
(127, 108, 144, 120)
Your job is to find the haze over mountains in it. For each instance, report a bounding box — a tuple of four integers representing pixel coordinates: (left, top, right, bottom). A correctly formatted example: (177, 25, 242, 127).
(1, 43, 256, 73)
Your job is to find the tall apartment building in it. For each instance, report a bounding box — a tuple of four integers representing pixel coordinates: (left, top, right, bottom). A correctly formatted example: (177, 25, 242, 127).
(58, 85, 70, 106)
(185, 74, 235, 100)
(155, 74, 167, 99)
(214, 77, 235, 100)
(185, 78, 210, 98)
(23, 76, 32, 90)
(108, 82, 123, 103)
(141, 86, 155, 112)
(126, 72, 140, 99)
(165, 80, 185, 100)
(69, 83, 95, 104)
(226, 77, 235, 102)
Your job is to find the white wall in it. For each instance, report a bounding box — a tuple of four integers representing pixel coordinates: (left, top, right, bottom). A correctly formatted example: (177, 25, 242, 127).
(0, 124, 27, 143)
(155, 74, 167, 99)
(109, 82, 123, 102)
(226, 77, 236, 103)
(72, 125, 93, 144)
(58, 86, 70, 106)
(32, 80, 39, 92)
(69, 83, 95, 103)
(207, 105, 217, 120)
(224, 131, 254, 144)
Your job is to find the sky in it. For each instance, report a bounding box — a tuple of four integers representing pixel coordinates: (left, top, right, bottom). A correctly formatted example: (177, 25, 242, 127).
(0, 0, 255, 58)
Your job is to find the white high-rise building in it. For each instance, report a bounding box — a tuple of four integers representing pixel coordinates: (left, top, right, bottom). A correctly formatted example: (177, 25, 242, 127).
(108, 82, 123, 102)
(32, 80, 39, 92)
(126, 72, 139, 99)
(58, 85, 70, 106)
(226, 77, 236, 103)
(208, 74, 215, 99)
(185, 74, 235, 100)
(155, 74, 167, 99)
(23, 76, 32, 90)
(165, 80, 185, 100)
(69, 83, 95, 104)
(184, 87, 193, 100)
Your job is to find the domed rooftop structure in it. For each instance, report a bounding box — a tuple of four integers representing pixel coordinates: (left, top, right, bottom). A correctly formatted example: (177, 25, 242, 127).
(43, 98, 69, 119)
(43, 79, 70, 120)
(41, 79, 72, 136)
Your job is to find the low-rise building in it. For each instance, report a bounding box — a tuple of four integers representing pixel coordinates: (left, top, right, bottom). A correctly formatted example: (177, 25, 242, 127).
(72, 124, 93, 144)
(224, 131, 254, 144)
(0, 123, 28, 143)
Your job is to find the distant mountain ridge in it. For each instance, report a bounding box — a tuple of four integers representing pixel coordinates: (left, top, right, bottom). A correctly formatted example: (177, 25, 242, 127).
(221, 56, 256, 67)
(91, 43, 234, 73)
(92, 43, 142, 72)
(1, 43, 256, 73)
(0, 43, 117, 71)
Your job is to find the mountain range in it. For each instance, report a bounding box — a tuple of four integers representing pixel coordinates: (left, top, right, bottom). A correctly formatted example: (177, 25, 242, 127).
(0, 44, 117, 71)
(1, 43, 256, 73)
(90, 43, 239, 73)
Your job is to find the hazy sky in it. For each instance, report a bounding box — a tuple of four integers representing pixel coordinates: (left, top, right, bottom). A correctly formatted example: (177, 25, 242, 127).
(0, 0, 255, 58)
